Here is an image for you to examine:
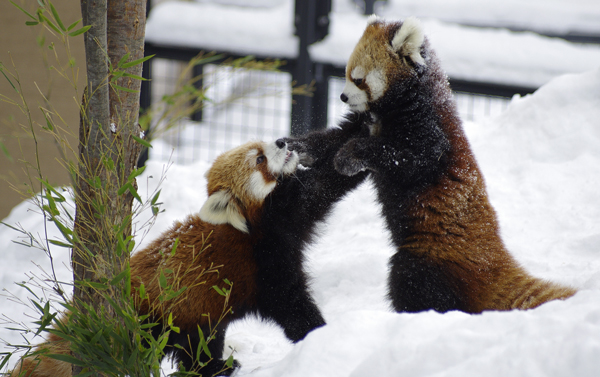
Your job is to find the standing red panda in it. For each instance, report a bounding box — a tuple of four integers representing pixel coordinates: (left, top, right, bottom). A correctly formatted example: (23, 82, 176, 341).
(10, 121, 368, 377)
(333, 16, 576, 314)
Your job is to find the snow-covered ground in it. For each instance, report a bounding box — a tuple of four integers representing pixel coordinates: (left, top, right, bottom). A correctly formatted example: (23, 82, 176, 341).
(2, 66, 600, 377)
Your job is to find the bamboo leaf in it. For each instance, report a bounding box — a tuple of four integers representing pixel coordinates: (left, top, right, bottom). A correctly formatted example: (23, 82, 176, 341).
(68, 25, 90, 37)
(47, 353, 86, 367)
(132, 134, 152, 148)
(117, 182, 131, 196)
(67, 19, 80, 31)
(122, 72, 147, 81)
(0, 64, 17, 92)
(39, 13, 61, 34)
(77, 280, 108, 290)
(49, 2, 66, 31)
(39, 179, 66, 202)
(50, 218, 73, 243)
(165, 286, 186, 301)
(127, 184, 142, 204)
(158, 270, 168, 289)
(1, 221, 22, 233)
(48, 239, 73, 248)
(128, 237, 135, 253)
(89, 329, 103, 345)
(126, 349, 138, 369)
(101, 155, 115, 171)
(197, 326, 211, 358)
(117, 52, 131, 69)
(170, 238, 179, 256)
(158, 332, 170, 351)
(120, 54, 155, 69)
(138, 283, 147, 300)
(212, 285, 225, 296)
(112, 84, 138, 93)
(151, 190, 161, 205)
(110, 270, 129, 286)
(0, 353, 11, 371)
(9, 1, 37, 21)
(116, 233, 125, 257)
(127, 165, 146, 181)
(42, 111, 54, 131)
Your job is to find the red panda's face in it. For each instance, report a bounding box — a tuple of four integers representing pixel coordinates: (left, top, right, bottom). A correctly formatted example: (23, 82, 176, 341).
(199, 140, 299, 233)
(341, 17, 425, 113)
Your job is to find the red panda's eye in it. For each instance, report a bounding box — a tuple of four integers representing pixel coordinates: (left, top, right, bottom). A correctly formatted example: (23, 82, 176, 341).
(353, 78, 363, 86)
(256, 155, 265, 165)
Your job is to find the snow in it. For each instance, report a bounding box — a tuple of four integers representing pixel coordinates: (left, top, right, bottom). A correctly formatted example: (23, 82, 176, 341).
(145, 0, 298, 58)
(2, 63, 600, 375)
(379, 0, 600, 36)
(146, 0, 600, 88)
(310, 16, 600, 88)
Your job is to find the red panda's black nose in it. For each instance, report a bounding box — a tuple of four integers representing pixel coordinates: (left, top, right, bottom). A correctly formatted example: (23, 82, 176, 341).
(340, 93, 348, 103)
(275, 138, 286, 149)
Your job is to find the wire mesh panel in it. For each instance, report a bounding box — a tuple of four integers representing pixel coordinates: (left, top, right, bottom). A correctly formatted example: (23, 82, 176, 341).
(148, 60, 292, 164)
(454, 92, 511, 122)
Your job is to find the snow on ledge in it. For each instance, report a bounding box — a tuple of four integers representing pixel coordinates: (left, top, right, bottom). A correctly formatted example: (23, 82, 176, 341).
(145, 0, 298, 59)
(310, 14, 600, 88)
(145, 1, 600, 89)
(381, 0, 600, 36)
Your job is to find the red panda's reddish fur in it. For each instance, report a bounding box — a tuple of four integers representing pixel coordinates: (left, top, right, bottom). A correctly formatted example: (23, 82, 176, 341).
(335, 17, 576, 313)
(131, 216, 258, 331)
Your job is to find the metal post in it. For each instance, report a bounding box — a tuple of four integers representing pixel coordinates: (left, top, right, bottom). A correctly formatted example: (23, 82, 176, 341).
(291, 0, 331, 136)
(191, 64, 203, 122)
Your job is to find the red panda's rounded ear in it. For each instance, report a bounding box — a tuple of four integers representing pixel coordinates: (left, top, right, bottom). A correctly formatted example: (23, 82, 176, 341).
(391, 17, 425, 66)
(199, 190, 248, 233)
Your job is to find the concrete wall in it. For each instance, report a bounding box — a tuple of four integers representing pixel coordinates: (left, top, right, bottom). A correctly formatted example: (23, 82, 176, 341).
(0, 0, 85, 220)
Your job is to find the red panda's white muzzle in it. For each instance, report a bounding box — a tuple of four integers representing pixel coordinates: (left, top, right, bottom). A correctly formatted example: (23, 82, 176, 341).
(266, 139, 299, 176)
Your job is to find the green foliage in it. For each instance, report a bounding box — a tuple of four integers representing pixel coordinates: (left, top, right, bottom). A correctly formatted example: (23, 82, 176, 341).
(10, 0, 90, 37)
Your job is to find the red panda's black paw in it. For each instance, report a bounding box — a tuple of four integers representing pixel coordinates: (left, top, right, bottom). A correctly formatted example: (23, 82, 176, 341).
(284, 138, 317, 167)
(334, 140, 368, 176)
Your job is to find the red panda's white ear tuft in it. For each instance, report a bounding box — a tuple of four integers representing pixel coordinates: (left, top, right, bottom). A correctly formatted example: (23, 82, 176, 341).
(199, 190, 249, 233)
(391, 17, 425, 66)
(366, 14, 380, 25)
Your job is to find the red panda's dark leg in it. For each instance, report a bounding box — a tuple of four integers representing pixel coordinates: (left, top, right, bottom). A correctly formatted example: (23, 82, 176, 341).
(256, 277, 326, 342)
(253, 251, 325, 342)
(388, 249, 464, 313)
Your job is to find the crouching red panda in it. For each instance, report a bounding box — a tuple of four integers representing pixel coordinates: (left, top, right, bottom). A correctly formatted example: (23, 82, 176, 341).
(334, 16, 576, 314)
(10, 121, 368, 377)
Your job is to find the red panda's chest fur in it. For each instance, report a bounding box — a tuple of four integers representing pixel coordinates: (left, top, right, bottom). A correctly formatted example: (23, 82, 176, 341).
(131, 214, 259, 331)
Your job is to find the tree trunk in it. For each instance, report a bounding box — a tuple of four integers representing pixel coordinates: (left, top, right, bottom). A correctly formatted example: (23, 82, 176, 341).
(73, 0, 146, 374)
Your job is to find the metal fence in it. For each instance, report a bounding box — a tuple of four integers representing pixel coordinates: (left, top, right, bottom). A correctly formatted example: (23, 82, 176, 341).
(145, 59, 511, 164)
